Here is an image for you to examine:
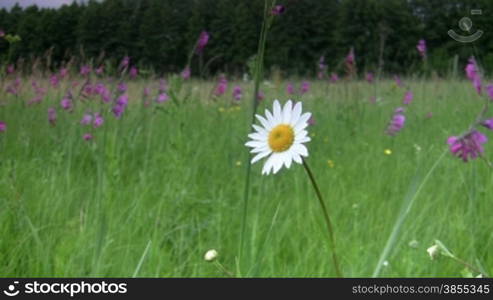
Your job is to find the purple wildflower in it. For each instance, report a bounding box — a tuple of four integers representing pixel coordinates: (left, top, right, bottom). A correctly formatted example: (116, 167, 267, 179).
(100, 89, 111, 103)
(60, 98, 73, 111)
(365, 72, 374, 84)
(346, 48, 355, 66)
(394, 107, 405, 114)
(486, 85, 493, 100)
(80, 65, 91, 76)
(232, 85, 242, 101)
(465, 57, 482, 94)
(118, 82, 128, 93)
(129, 66, 138, 79)
(156, 93, 169, 103)
(83, 133, 93, 141)
(181, 67, 191, 80)
(6, 78, 21, 95)
(81, 113, 93, 125)
(6, 64, 14, 74)
(48, 108, 57, 126)
(196, 31, 210, 54)
(59, 67, 68, 78)
(94, 83, 106, 95)
(95, 83, 108, 98)
(465, 57, 477, 81)
(112, 105, 125, 118)
(117, 94, 128, 107)
(300, 81, 310, 94)
(82, 84, 95, 98)
(481, 118, 493, 130)
(93, 113, 104, 128)
(447, 130, 487, 162)
(113, 94, 128, 118)
(403, 90, 413, 105)
(28, 95, 43, 106)
(32, 80, 46, 95)
(318, 56, 327, 79)
(214, 75, 228, 96)
(386, 112, 406, 136)
(394, 75, 403, 87)
(120, 56, 130, 70)
(330, 73, 339, 83)
(143, 87, 151, 97)
(0, 121, 6, 132)
(286, 83, 295, 95)
(50, 74, 59, 88)
(95, 65, 104, 75)
(345, 48, 356, 77)
(416, 39, 427, 58)
(271, 5, 285, 15)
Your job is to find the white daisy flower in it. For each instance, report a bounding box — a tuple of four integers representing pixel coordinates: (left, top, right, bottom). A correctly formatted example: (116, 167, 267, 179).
(245, 99, 311, 175)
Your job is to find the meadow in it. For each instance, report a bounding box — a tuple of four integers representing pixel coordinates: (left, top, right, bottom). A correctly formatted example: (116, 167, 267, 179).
(0, 75, 491, 277)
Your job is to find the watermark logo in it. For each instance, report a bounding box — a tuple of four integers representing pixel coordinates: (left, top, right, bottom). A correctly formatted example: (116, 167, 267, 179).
(3, 281, 20, 297)
(448, 9, 483, 43)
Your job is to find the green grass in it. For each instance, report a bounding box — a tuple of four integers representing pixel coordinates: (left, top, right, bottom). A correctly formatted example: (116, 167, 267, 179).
(0, 78, 492, 277)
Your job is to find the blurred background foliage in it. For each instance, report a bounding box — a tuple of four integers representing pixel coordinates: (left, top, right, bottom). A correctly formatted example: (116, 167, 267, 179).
(0, 0, 492, 77)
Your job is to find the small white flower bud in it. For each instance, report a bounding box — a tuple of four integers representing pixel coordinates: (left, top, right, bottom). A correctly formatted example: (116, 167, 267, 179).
(204, 249, 218, 262)
(427, 245, 440, 260)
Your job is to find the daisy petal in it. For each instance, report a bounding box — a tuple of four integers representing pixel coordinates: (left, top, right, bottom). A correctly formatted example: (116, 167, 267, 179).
(251, 150, 271, 164)
(272, 153, 284, 174)
(295, 130, 308, 140)
(262, 154, 276, 175)
(265, 109, 275, 127)
(290, 101, 302, 125)
(294, 112, 311, 132)
(248, 132, 267, 141)
(273, 100, 282, 121)
(255, 114, 271, 130)
(283, 151, 293, 169)
(251, 146, 269, 153)
(292, 143, 308, 157)
(282, 100, 292, 124)
(296, 136, 311, 143)
(245, 141, 265, 148)
(292, 152, 302, 164)
(252, 124, 267, 135)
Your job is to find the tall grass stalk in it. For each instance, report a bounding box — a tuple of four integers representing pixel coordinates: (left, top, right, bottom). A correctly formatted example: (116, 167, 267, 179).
(238, 0, 276, 273)
(372, 150, 447, 277)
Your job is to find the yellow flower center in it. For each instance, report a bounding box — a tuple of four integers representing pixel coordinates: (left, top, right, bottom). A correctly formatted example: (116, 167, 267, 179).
(268, 124, 294, 152)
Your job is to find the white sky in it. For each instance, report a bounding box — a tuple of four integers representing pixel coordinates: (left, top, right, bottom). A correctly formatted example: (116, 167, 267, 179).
(0, 0, 83, 9)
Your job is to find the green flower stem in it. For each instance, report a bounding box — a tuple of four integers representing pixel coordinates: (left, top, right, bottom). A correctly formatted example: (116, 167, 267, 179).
(302, 158, 343, 277)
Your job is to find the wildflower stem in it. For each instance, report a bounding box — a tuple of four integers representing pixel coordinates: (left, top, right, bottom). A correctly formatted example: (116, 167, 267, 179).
(213, 261, 235, 278)
(450, 256, 485, 276)
(302, 158, 343, 277)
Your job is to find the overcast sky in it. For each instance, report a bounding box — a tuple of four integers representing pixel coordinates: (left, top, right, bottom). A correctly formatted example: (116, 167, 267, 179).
(0, 0, 85, 9)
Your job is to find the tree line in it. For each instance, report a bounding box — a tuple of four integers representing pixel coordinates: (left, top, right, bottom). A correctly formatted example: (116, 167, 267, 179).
(0, 0, 492, 77)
